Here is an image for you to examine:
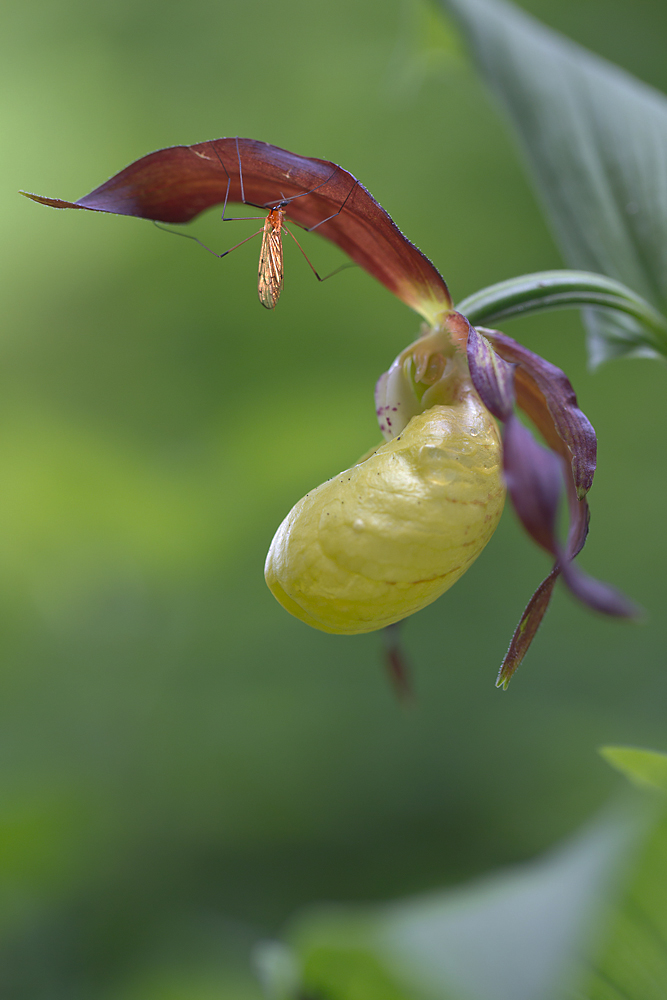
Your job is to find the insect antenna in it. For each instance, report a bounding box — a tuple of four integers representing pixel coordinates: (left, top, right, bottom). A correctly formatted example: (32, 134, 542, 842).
(211, 138, 357, 229)
(261, 164, 342, 211)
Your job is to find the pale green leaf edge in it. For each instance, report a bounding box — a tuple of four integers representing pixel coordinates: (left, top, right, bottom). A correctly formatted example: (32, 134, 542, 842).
(600, 745, 667, 793)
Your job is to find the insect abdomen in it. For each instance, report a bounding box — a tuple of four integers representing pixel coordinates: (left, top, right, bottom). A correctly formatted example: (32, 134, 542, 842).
(258, 211, 284, 309)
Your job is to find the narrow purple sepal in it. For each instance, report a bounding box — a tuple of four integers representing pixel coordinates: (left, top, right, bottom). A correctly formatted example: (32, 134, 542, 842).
(560, 561, 643, 619)
(496, 569, 560, 689)
(502, 416, 562, 555)
(483, 329, 597, 498)
(466, 324, 516, 421)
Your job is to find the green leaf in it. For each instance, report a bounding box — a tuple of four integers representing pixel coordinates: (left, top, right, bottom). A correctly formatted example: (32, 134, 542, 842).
(584, 806, 667, 999)
(286, 808, 643, 1000)
(290, 911, 414, 1000)
(601, 745, 667, 793)
(456, 270, 667, 355)
(440, 0, 667, 365)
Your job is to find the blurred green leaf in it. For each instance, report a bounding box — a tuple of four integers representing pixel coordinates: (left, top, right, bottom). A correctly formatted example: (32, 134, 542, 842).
(286, 808, 643, 1000)
(302, 945, 412, 1000)
(601, 746, 667, 793)
(441, 0, 667, 365)
(583, 807, 667, 999)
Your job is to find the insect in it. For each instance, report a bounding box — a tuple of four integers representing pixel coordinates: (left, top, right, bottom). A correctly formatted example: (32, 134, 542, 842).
(157, 138, 358, 309)
(251, 201, 325, 310)
(257, 206, 286, 309)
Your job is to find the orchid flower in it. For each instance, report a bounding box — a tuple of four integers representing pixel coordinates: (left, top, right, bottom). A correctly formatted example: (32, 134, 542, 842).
(23, 137, 656, 686)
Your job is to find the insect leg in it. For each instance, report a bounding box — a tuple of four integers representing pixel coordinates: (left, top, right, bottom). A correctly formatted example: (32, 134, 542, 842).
(153, 220, 264, 258)
(305, 179, 359, 232)
(207, 141, 233, 223)
(206, 140, 268, 220)
(235, 136, 246, 205)
(282, 225, 356, 283)
(220, 215, 267, 222)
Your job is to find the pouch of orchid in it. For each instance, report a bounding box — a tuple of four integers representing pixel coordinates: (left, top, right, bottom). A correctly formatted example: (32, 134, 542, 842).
(25, 137, 663, 687)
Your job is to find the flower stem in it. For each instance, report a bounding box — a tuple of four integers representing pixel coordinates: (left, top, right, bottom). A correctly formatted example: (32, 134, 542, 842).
(456, 270, 667, 356)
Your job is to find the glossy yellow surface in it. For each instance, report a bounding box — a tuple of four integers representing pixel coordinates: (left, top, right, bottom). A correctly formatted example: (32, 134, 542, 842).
(265, 390, 505, 634)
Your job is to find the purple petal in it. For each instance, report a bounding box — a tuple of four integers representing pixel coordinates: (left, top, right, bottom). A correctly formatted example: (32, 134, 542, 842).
(503, 416, 562, 555)
(466, 323, 516, 421)
(562, 465, 590, 560)
(559, 469, 641, 617)
(21, 137, 452, 320)
(483, 329, 596, 499)
(560, 561, 643, 619)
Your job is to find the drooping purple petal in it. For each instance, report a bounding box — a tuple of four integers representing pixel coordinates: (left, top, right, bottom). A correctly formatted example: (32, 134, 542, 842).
(559, 468, 641, 617)
(499, 458, 641, 687)
(21, 137, 452, 321)
(482, 328, 597, 499)
(512, 367, 568, 456)
(496, 569, 560, 689)
(502, 415, 562, 555)
(461, 326, 638, 685)
(562, 469, 590, 561)
(466, 323, 516, 422)
(560, 561, 642, 618)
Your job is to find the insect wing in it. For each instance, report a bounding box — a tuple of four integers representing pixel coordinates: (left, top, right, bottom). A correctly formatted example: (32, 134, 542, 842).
(258, 221, 284, 309)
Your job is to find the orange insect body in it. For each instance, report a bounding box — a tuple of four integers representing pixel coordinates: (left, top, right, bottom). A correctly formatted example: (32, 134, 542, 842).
(258, 206, 286, 309)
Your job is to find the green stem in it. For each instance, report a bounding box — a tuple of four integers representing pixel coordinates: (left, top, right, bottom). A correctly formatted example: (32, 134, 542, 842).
(456, 270, 667, 355)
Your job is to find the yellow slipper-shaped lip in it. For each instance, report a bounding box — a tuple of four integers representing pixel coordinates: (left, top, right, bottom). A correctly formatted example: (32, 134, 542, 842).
(265, 390, 505, 634)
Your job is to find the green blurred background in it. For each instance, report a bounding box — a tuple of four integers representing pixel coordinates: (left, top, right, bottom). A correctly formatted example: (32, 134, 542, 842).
(3, 0, 667, 995)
